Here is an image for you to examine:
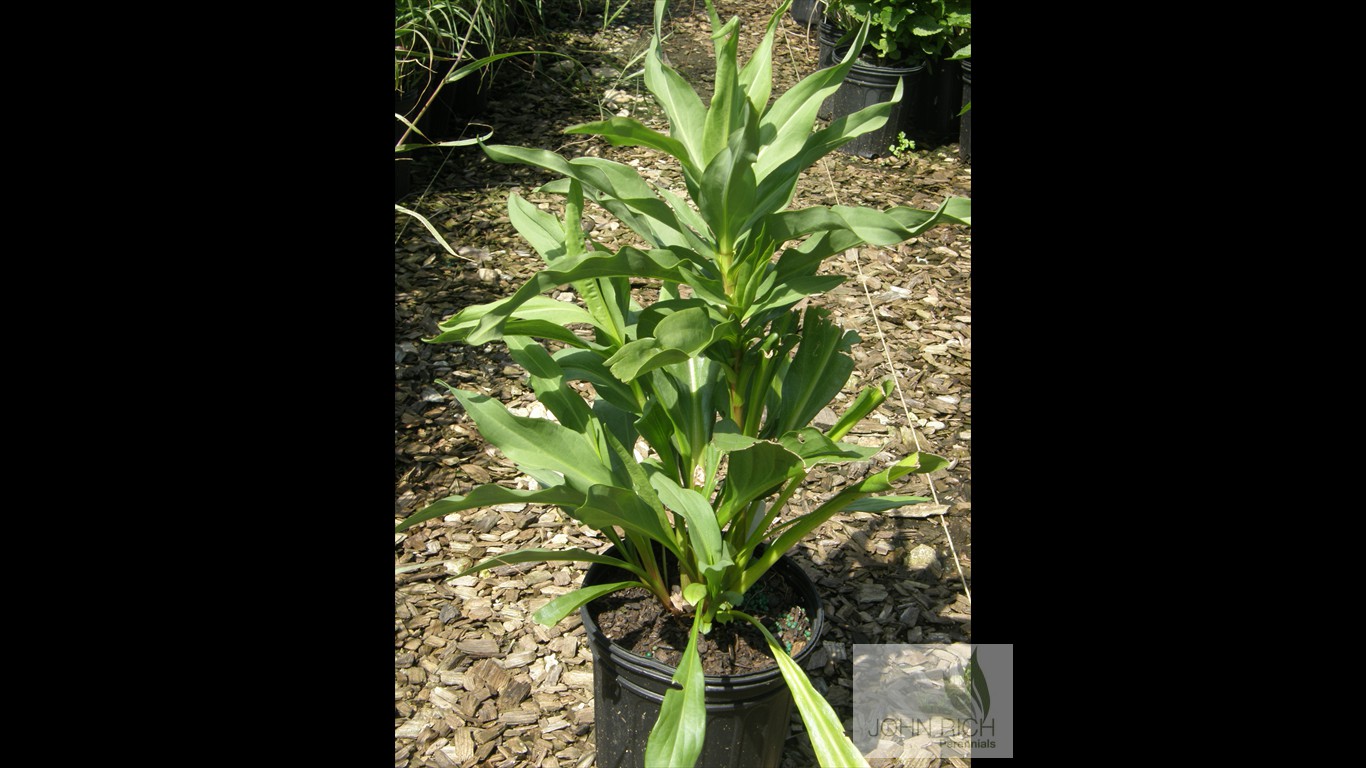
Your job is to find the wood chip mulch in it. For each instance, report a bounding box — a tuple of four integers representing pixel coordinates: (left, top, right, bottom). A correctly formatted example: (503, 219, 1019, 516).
(397, 4, 971, 766)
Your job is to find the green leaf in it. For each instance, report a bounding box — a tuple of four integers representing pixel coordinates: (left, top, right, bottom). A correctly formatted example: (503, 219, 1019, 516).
(742, 451, 948, 590)
(755, 19, 870, 179)
(698, 133, 758, 258)
(842, 494, 933, 512)
(507, 192, 567, 264)
(603, 340, 692, 384)
(571, 157, 691, 249)
(715, 440, 804, 527)
(682, 582, 707, 607)
(533, 581, 643, 626)
(777, 428, 879, 469)
(649, 357, 721, 473)
(644, 609, 707, 768)
(636, 399, 681, 478)
(605, 307, 738, 383)
(552, 348, 641, 413)
(648, 469, 731, 580)
(427, 295, 595, 348)
(646, 0, 707, 170)
(395, 484, 586, 532)
(747, 79, 902, 222)
(565, 117, 696, 175)
(503, 336, 594, 433)
(463, 246, 703, 346)
(700, 14, 742, 166)
(765, 198, 972, 248)
(737, 0, 789, 115)
(825, 379, 893, 441)
(730, 611, 870, 768)
(745, 275, 846, 321)
(483, 145, 688, 250)
(451, 548, 648, 581)
(575, 484, 683, 560)
(766, 307, 856, 437)
(446, 388, 616, 493)
(849, 452, 949, 494)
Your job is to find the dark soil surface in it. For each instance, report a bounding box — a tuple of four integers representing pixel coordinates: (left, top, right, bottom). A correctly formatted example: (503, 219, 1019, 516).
(588, 561, 813, 675)
(395, 3, 971, 767)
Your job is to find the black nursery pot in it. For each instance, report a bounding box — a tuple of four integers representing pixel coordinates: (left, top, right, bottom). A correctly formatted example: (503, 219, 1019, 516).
(958, 59, 971, 163)
(828, 47, 927, 159)
(580, 550, 826, 768)
(914, 58, 963, 146)
(789, 0, 820, 28)
(816, 19, 847, 120)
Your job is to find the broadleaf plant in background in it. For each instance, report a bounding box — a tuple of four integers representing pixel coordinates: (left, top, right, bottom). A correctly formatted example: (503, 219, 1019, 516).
(395, 2, 971, 766)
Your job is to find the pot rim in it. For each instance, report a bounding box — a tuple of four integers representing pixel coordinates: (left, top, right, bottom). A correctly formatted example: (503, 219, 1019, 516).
(578, 550, 826, 685)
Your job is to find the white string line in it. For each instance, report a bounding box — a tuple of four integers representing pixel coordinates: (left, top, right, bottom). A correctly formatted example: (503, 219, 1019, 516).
(819, 158, 971, 605)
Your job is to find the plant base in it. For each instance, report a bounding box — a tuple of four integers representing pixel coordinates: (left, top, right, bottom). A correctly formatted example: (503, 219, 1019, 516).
(580, 553, 826, 768)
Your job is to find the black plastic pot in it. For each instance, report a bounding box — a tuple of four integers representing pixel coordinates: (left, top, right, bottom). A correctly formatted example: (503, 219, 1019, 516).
(958, 60, 971, 163)
(395, 159, 412, 202)
(828, 48, 927, 159)
(580, 551, 826, 768)
(816, 20, 847, 120)
(914, 58, 962, 145)
(789, 0, 820, 28)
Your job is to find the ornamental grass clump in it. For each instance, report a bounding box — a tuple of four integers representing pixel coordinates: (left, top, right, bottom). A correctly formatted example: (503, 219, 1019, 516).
(395, 2, 971, 765)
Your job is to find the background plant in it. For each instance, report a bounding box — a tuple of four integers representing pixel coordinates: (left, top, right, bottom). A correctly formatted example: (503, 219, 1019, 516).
(395, 1, 970, 765)
(826, 0, 970, 64)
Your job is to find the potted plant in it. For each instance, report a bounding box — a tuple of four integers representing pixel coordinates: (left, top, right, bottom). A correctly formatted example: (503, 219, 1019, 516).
(821, 0, 970, 154)
(394, 2, 971, 766)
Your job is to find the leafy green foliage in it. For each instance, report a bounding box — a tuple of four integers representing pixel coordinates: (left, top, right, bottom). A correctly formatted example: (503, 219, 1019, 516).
(827, 0, 972, 64)
(396, 2, 971, 765)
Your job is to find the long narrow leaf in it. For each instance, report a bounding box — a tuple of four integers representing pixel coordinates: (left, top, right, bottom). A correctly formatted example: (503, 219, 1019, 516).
(506, 193, 567, 264)
(825, 379, 893, 441)
(427, 295, 595, 347)
(841, 495, 933, 512)
(700, 14, 742, 165)
(647, 469, 731, 580)
(564, 117, 696, 176)
(715, 440, 804, 527)
(395, 205, 473, 262)
(453, 547, 649, 581)
(746, 79, 902, 223)
(533, 580, 643, 626)
(504, 336, 594, 432)
(447, 387, 616, 492)
(737, 0, 790, 114)
(643, 610, 707, 768)
(575, 484, 684, 560)
(646, 0, 707, 165)
(765, 198, 972, 247)
(395, 484, 585, 532)
(730, 611, 870, 768)
(464, 246, 704, 345)
(742, 452, 948, 590)
(755, 20, 871, 176)
(552, 348, 641, 413)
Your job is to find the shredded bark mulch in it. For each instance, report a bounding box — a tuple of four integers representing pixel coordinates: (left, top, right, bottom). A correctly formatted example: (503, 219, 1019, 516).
(395, 3, 971, 767)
